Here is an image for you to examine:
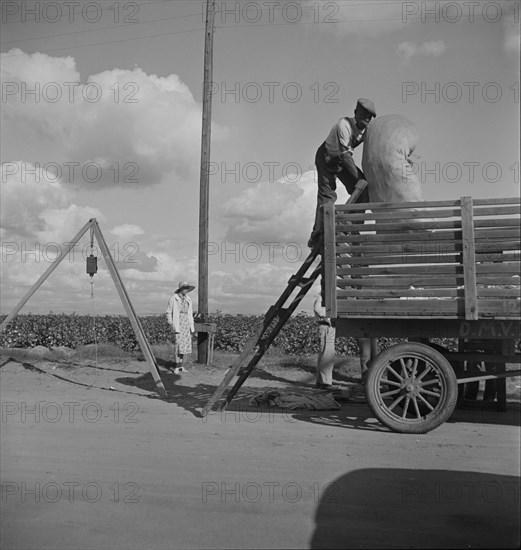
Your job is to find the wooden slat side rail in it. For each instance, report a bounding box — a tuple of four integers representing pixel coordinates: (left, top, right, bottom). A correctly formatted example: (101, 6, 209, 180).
(338, 288, 520, 299)
(336, 208, 462, 221)
(337, 264, 464, 276)
(332, 195, 520, 321)
(338, 288, 463, 298)
(338, 222, 518, 234)
(336, 299, 520, 317)
(335, 204, 520, 223)
(472, 197, 521, 206)
(324, 202, 337, 318)
(477, 288, 520, 297)
(336, 242, 457, 254)
(336, 265, 519, 277)
(335, 196, 520, 213)
(474, 227, 521, 239)
(337, 252, 461, 266)
(336, 276, 519, 288)
(338, 252, 519, 264)
(337, 299, 464, 316)
(336, 251, 517, 266)
(345, 218, 520, 231)
(336, 220, 519, 231)
(476, 276, 521, 285)
(472, 205, 521, 216)
(336, 229, 520, 244)
(336, 241, 519, 255)
(340, 220, 461, 231)
(476, 264, 520, 275)
(336, 281, 520, 292)
(337, 231, 462, 243)
(337, 276, 462, 288)
(336, 199, 461, 211)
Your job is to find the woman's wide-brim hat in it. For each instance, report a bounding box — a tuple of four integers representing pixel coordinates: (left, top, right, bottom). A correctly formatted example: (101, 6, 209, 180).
(176, 280, 195, 293)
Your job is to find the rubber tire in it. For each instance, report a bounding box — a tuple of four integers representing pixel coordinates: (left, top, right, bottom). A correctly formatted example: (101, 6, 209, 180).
(366, 342, 458, 434)
(427, 341, 466, 409)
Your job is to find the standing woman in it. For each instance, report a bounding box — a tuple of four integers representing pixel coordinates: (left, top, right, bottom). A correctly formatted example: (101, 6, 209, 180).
(166, 281, 196, 373)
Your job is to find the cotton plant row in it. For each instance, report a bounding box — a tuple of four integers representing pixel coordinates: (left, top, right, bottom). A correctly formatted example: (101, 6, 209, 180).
(0, 312, 458, 356)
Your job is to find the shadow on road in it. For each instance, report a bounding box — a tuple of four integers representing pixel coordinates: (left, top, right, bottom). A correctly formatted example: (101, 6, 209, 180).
(115, 370, 391, 430)
(116, 367, 521, 431)
(310, 468, 521, 549)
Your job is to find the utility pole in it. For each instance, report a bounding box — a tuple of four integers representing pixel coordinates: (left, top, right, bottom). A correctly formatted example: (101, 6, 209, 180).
(198, 0, 216, 363)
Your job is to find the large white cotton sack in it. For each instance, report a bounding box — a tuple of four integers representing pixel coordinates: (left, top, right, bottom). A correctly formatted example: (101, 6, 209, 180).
(362, 114, 423, 203)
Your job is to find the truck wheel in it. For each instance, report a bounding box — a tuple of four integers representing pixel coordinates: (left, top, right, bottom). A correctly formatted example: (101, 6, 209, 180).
(366, 342, 458, 434)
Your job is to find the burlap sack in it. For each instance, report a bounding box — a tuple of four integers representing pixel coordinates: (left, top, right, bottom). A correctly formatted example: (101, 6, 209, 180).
(362, 114, 423, 203)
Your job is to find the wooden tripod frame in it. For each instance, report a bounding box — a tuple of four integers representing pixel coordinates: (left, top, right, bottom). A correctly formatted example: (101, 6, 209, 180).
(0, 218, 167, 398)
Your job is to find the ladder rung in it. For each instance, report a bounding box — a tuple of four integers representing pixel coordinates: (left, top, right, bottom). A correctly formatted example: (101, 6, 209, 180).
(265, 305, 276, 317)
(288, 275, 305, 285)
(289, 276, 310, 285)
(264, 306, 288, 319)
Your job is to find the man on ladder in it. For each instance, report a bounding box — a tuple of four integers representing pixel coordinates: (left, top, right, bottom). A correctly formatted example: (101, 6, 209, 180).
(308, 98, 376, 249)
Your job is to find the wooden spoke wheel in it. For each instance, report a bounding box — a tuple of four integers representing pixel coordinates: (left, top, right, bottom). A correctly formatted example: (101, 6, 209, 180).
(366, 342, 458, 434)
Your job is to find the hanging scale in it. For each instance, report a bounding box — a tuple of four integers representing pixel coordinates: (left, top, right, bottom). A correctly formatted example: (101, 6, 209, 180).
(86, 229, 99, 365)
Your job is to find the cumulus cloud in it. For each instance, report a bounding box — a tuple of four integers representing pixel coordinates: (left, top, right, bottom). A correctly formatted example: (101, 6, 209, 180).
(0, 162, 102, 299)
(1, 49, 229, 189)
(396, 40, 446, 64)
(0, 161, 196, 313)
(0, 159, 319, 315)
(219, 170, 330, 244)
(0, 50, 347, 315)
(0, 50, 231, 313)
(110, 224, 145, 239)
(0, 162, 101, 242)
(203, 169, 344, 313)
(208, 263, 298, 313)
(305, 0, 519, 53)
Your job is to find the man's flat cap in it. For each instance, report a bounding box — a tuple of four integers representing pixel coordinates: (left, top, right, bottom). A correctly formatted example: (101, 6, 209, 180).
(357, 98, 376, 117)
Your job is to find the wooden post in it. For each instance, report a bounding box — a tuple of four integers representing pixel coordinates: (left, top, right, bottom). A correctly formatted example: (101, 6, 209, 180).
(198, 0, 216, 364)
(461, 196, 478, 320)
(323, 203, 337, 318)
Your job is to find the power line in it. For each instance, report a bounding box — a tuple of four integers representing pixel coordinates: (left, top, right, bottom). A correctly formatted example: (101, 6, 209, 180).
(214, 15, 423, 30)
(2, 6, 499, 57)
(0, 2, 406, 47)
(212, 9, 507, 30)
(0, 11, 203, 46)
(0, 13, 439, 58)
(0, 25, 205, 57)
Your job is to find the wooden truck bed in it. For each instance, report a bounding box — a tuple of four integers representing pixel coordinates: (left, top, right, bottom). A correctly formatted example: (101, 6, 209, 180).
(323, 196, 520, 322)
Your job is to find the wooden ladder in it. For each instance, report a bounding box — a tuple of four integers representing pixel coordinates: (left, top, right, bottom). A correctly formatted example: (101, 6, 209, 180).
(202, 181, 368, 416)
(202, 246, 321, 416)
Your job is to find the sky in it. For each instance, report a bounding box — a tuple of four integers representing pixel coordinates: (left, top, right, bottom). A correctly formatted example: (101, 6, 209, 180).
(1, 0, 520, 317)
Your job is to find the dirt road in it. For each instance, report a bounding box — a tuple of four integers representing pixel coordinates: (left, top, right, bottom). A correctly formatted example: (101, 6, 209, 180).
(1, 350, 520, 549)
